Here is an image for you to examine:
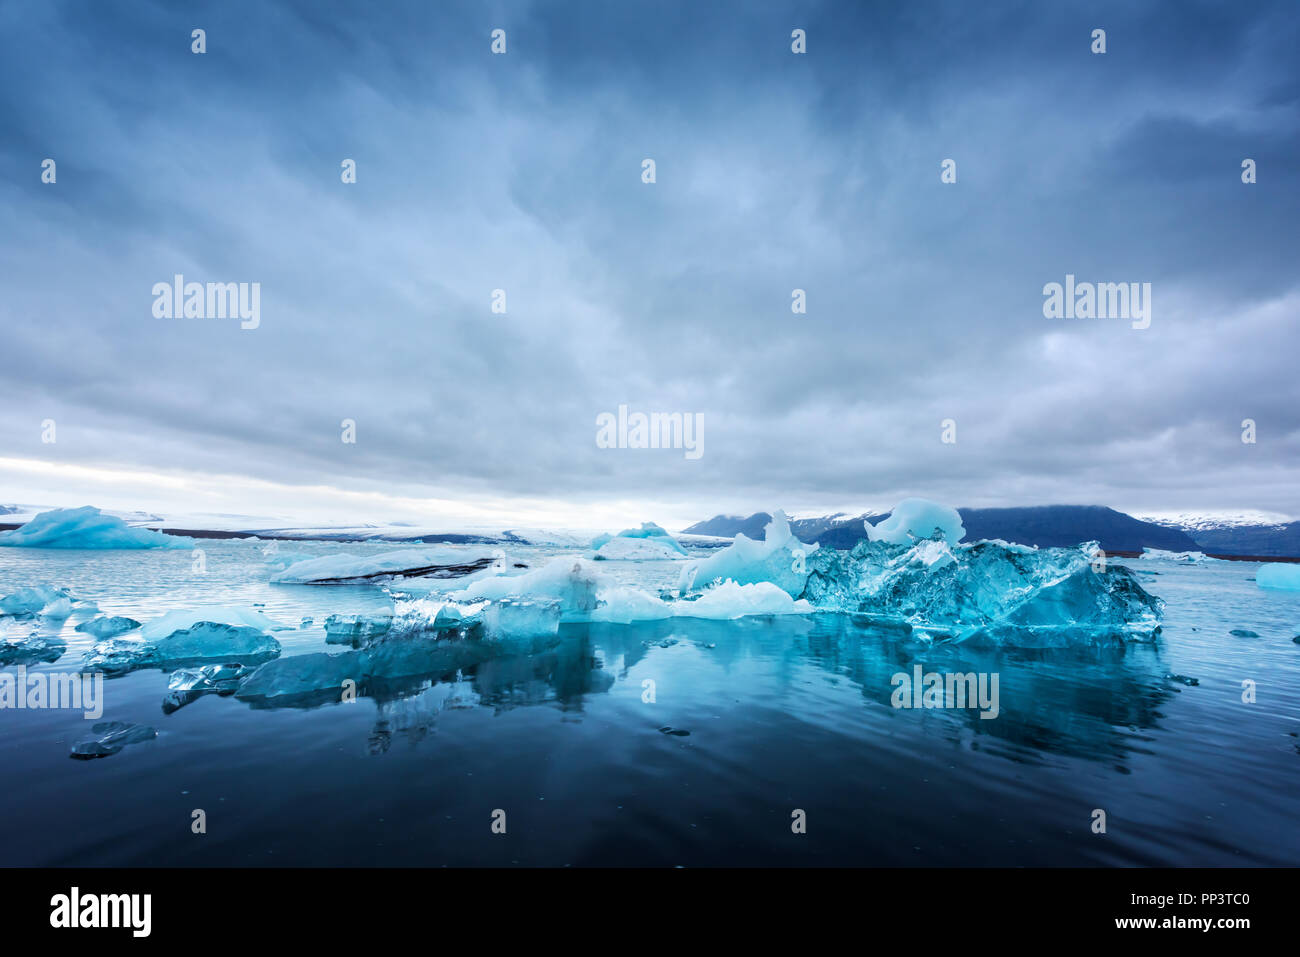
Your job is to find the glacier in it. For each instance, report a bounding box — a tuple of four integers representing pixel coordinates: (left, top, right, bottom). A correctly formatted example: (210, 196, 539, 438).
(0, 507, 190, 549)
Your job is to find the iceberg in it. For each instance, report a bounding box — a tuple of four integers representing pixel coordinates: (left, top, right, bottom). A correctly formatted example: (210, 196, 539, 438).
(678, 510, 817, 597)
(801, 537, 1163, 643)
(75, 616, 142, 639)
(1256, 562, 1300, 592)
(591, 536, 688, 561)
(590, 522, 687, 558)
(865, 498, 965, 545)
(235, 651, 365, 702)
(452, 557, 670, 623)
(272, 546, 500, 584)
(673, 580, 813, 619)
(69, 721, 157, 759)
(0, 507, 190, 549)
(0, 585, 74, 619)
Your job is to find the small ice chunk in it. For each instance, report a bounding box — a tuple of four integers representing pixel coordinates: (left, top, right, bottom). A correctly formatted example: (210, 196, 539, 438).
(1256, 562, 1300, 591)
(75, 615, 142, 639)
(83, 638, 159, 674)
(673, 580, 813, 620)
(236, 651, 365, 701)
(168, 662, 251, 692)
(69, 721, 157, 759)
(0, 507, 190, 549)
(0, 632, 66, 665)
(865, 498, 965, 546)
(483, 599, 561, 638)
(151, 623, 281, 665)
(323, 613, 393, 643)
(0, 585, 73, 619)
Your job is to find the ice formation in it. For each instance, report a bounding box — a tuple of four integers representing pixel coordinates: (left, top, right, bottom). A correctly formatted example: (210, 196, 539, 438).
(673, 580, 813, 619)
(450, 557, 670, 624)
(272, 546, 500, 584)
(865, 498, 965, 546)
(590, 522, 687, 558)
(0, 585, 74, 619)
(69, 721, 157, 759)
(167, 663, 251, 692)
(0, 507, 190, 549)
(1256, 562, 1300, 591)
(678, 510, 817, 597)
(0, 632, 66, 665)
(139, 606, 287, 641)
(801, 537, 1163, 644)
(1140, 548, 1212, 562)
(591, 536, 687, 561)
(75, 616, 142, 639)
(323, 613, 393, 643)
(84, 624, 281, 674)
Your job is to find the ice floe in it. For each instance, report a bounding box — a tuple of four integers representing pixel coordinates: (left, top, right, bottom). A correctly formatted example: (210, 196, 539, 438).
(272, 546, 500, 584)
(1256, 562, 1300, 591)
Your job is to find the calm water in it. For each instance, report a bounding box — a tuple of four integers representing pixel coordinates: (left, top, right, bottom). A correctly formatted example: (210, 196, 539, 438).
(1, 541, 1297, 866)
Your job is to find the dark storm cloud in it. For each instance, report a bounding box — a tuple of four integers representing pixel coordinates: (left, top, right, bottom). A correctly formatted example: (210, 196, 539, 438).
(0, 0, 1297, 520)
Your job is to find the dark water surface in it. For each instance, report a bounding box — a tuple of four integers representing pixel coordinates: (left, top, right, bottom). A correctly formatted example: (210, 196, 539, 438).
(1, 542, 1297, 866)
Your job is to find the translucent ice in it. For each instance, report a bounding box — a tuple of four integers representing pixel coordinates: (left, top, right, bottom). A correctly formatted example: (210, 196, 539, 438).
(678, 510, 817, 597)
(802, 538, 1163, 642)
(151, 623, 281, 665)
(0, 631, 66, 665)
(236, 651, 364, 702)
(323, 613, 393, 644)
(673, 580, 813, 619)
(482, 599, 562, 638)
(69, 721, 157, 759)
(1256, 562, 1300, 591)
(865, 498, 965, 546)
(0, 507, 190, 549)
(84, 624, 280, 674)
(168, 663, 252, 692)
(0, 585, 73, 619)
(75, 616, 142, 639)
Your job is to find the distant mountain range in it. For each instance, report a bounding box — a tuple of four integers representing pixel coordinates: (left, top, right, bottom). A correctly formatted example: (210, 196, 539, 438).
(683, 505, 1300, 557)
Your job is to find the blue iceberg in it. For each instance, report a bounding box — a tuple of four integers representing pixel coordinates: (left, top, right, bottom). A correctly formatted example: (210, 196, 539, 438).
(1256, 562, 1300, 592)
(0, 507, 190, 549)
(75, 616, 142, 639)
(590, 522, 688, 558)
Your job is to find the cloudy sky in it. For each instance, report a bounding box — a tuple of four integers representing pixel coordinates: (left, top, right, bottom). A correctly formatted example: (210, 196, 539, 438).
(1, 0, 1297, 530)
